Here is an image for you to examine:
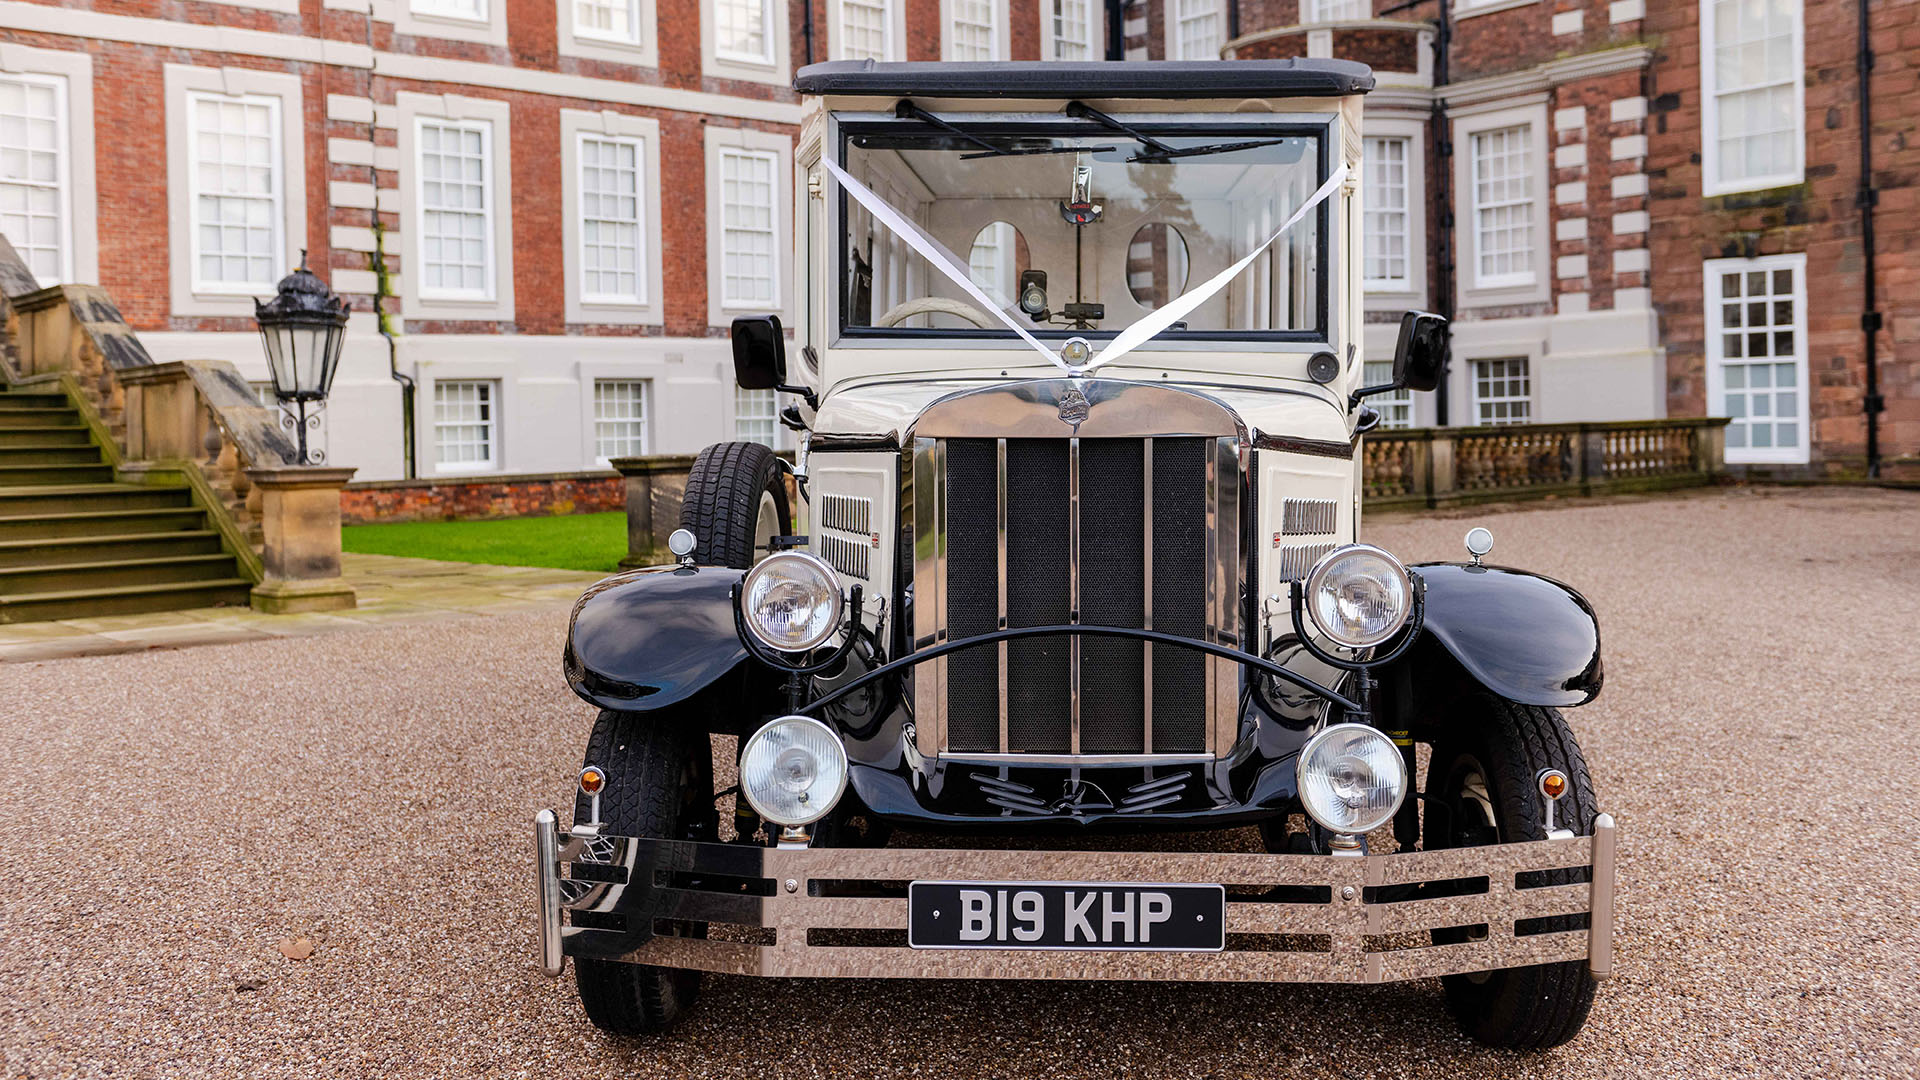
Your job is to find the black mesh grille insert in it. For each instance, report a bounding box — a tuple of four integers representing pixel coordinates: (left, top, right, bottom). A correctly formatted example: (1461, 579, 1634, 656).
(943, 438, 999, 752)
(1005, 440, 1071, 753)
(1078, 439, 1145, 754)
(1151, 438, 1208, 753)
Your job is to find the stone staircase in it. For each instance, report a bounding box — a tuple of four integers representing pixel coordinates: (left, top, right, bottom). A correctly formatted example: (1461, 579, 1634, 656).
(0, 382, 253, 623)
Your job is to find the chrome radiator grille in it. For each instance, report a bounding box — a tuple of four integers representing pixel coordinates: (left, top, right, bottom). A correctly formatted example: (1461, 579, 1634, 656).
(912, 429, 1241, 761)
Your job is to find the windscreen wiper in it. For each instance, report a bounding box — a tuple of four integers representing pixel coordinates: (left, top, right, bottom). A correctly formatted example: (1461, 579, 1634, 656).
(1063, 101, 1288, 162)
(894, 101, 1110, 159)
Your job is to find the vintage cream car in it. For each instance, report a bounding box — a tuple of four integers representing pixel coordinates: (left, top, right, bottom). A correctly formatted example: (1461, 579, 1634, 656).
(538, 59, 1616, 1051)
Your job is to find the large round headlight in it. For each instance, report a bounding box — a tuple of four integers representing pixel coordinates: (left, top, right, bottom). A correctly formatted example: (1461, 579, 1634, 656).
(1297, 723, 1408, 836)
(1303, 544, 1412, 649)
(740, 551, 845, 653)
(739, 715, 848, 827)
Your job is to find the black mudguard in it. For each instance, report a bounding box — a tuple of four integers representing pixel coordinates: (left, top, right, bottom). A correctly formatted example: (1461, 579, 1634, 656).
(1408, 562, 1603, 707)
(563, 564, 749, 712)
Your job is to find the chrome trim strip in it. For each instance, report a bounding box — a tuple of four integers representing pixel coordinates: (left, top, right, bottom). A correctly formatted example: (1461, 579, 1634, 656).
(912, 438, 943, 758)
(1589, 812, 1617, 979)
(1069, 435, 1081, 755)
(1203, 441, 1218, 754)
(996, 437, 1009, 754)
(936, 752, 1216, 767)
(1211, 436, 1242, 756)
(1141, 437, 1153, 755)
(910, 379, 1245, 442)
(535, 809, 563, 976)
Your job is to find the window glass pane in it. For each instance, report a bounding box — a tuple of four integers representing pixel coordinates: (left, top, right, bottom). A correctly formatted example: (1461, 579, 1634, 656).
(1708, 0, 1800, 187)
(1470, 125, 1533, 286)
(719, 148, 777, 305)
(1709, 256, 1803, 458)
(949, 0, 998, 60)
(1363, 135, 1409, 287)
(1049, 0, 1095, 59)
(715, 0, 771, 59)
(840, 0, 891, 60)
(0, 74, 67, 282)
(735, 385, 778, 447)
(434, 380, 497, 466)
(1174, 0, 1221, 59)
(579, 136, 645, 303)
(594, 379, 649, 459)
(419, 121, 491, 296)
(1472, 357, 1531, 425)
(190, 93, 279, 289)
(575, 0, 640, 41)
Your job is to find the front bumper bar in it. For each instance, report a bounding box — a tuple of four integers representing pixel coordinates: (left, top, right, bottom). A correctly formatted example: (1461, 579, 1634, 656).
(534, 810, 1617, 984)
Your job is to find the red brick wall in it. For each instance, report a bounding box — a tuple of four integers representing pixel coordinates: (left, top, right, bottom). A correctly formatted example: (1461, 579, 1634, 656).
(340, 471, 623, 524)
(1646, 0, 1920, 476)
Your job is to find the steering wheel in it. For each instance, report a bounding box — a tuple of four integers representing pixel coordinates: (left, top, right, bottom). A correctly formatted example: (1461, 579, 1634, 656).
(876, 297, 996, 328)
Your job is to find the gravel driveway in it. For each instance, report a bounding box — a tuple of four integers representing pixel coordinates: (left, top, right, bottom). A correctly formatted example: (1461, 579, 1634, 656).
(2, 486, 1916, 1079)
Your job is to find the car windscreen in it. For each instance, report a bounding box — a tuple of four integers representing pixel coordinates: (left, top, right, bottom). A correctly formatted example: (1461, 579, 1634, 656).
(837, 120, 1327, 344)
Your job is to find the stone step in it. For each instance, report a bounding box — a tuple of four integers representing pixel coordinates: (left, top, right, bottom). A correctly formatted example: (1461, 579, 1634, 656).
(0, 484, 195, 517)
(0, 553, 242, 596)
(0, 577, 254, 624)
(0, 463, 116, 486)
(0, 507, 209, 541)
(0, 445, 105, 465)
(0, 393, 72, 409)
(0, 408, 81, 427)
(0, 530, 224, 568)
(0, 426, 93, 447)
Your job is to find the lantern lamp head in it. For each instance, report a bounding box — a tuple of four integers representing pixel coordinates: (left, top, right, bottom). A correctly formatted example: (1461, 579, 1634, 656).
(253, 252, 349, 405)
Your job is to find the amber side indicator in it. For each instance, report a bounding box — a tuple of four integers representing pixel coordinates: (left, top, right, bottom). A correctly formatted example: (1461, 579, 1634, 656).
(1539, 770, 1568, 800)
(578, 766, 607, 796)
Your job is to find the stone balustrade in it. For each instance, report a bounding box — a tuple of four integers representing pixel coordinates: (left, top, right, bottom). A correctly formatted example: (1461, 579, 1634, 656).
(1362, 417, 1730, 510)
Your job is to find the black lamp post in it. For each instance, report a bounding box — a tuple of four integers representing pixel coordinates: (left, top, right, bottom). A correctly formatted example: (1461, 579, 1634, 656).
(253, 253, 349, 465)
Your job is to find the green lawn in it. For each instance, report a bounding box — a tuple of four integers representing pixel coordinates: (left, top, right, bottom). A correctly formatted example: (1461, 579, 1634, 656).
(341, 512, 628, 572)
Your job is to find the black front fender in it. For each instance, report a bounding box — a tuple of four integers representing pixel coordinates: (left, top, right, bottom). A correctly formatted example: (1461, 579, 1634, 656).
(1409, 562, 1603, 708)
(563, 564, 749, 712)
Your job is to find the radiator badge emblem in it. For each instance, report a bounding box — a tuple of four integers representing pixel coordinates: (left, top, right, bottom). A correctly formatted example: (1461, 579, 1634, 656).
(1057, 385, 1090, 428)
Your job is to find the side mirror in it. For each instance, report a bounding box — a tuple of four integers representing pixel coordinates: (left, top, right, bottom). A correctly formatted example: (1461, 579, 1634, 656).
(1351, 310, 1448, 411)
(1392, 310, 1447, 392)
(730, 315, 787, 391)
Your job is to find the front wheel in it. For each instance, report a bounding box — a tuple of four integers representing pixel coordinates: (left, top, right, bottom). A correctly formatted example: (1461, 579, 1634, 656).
(572, 710, 715, 1035)
(1425, 692, 1599, 1050)
(680, 441, 790, 568)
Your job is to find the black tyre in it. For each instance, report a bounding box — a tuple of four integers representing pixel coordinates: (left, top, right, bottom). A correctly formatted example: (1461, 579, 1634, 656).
(572, 710, 716, 1036)
(1425, 692, 1598, 1050)
(680, 441, 790, 568)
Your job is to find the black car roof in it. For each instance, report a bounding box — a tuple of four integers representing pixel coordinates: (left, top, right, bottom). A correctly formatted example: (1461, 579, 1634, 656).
(793, 60, 1375, 99)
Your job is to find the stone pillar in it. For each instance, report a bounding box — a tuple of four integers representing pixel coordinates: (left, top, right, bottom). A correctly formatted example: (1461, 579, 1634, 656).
(115, 362, 199, 462)
(609, 454, 696, 569)
(1428, 431, 1457, 505)
(246, 466, 358, 613)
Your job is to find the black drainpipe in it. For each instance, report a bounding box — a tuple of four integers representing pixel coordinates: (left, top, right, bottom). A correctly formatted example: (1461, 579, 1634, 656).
(1106, 0, 1126, 60)
(802, 0, 815, 66)
(1857, 0, 1883, 477)
(1228, 0, 1240, 42)
(1430, 0, 1454, 426)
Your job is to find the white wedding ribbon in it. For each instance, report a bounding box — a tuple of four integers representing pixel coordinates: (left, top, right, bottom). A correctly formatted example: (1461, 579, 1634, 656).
(1081, 162, 1348, 374)
(825, 158, 1069, 373)
(825, 156, 1350, 376)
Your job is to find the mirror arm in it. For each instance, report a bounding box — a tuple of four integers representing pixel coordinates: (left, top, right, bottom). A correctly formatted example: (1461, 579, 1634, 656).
(777, 383, 820, 411)
(1349, 381, 1404, 412)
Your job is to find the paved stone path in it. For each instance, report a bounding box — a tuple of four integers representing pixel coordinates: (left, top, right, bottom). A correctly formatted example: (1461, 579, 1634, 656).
(0, 552, 605, 662)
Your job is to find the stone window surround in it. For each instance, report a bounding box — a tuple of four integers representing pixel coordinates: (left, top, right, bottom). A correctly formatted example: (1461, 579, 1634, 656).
(0, 44, 96, 286)
(1698, 0, 1805, 197)
(1360, 113, 1427, 311)
(577, 360, 671, 463)
(826, 0, 908, 62)
(1704, 251, 1810, 465)
(425, 371, 506, 473)
(164, 64, 306, 319)
(1448, 327, 1543, 427)
(702, 0, 792, 86)
(942, 0, 1013, 61)
(395, 0, 510, 48)
(1451, 98, 1550, 309)
(590, 375, 651, 463)
(704, 124, 793, 327)
(560, 109, 664, 326)
(396, 92, 516, 323)
(1039, 0, 1101, 61)
(557, 0, 662, 68)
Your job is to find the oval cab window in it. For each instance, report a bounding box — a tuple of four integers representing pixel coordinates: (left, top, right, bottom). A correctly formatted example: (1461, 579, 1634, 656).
(1127, 223, 1189, 311)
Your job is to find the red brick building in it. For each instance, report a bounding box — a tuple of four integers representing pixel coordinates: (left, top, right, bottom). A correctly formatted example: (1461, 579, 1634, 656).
(4, 0, 1912, 478)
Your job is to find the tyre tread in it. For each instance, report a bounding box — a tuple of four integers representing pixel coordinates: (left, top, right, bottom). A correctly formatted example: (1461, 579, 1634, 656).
(681, 442, 786, 569)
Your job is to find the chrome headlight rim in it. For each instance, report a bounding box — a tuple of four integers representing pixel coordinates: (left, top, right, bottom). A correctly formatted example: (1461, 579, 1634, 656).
(739, 550, 846, 654)
(1295, 721, 1409, 837)
(1302, 542, 1414, 650)
(739, 713, 849, 827)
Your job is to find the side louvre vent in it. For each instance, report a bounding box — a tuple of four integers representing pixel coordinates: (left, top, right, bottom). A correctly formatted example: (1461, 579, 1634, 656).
(1280, 498, 1338, 536)
(817, 494, 875, 580)
(1274, 542, 1337, 582)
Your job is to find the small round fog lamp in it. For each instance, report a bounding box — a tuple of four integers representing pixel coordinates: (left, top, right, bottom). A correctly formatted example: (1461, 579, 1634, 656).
(1297, 723, 1408, 836)
(740, 715, 848, 827)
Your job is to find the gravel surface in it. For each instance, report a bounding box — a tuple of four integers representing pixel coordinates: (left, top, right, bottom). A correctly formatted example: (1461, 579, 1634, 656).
(2, 486, 1917, 1079)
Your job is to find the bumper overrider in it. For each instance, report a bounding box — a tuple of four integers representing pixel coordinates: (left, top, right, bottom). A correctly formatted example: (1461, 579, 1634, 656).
(534, 813, 1617, 983)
